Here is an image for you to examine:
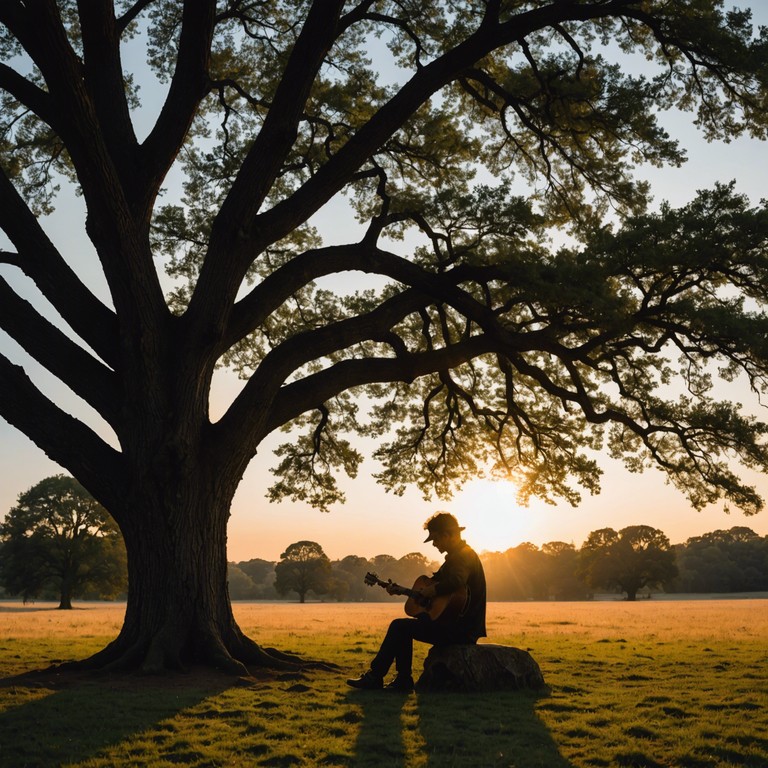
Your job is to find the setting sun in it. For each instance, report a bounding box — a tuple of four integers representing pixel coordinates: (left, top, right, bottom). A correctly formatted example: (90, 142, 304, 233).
(449, 479, 534, 554)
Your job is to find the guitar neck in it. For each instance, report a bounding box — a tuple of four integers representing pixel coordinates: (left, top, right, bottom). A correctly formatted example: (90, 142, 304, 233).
(371, 578, 418, 599)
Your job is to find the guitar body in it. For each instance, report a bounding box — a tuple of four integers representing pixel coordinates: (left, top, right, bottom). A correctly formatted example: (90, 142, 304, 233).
(403, 575, 469, 624)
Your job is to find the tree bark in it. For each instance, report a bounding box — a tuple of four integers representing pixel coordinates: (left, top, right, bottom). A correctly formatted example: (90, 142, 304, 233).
(623, 579, 641, 601)
(74, 474, 297, 674)
(58, 572, 73, 609)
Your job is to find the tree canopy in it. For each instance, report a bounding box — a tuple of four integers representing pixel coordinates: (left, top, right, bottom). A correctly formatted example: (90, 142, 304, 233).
(273, 540, 333, 602)
(579, 524, 677, 600)
(0, 1, 766, 672)
(0, 475, 127, 608)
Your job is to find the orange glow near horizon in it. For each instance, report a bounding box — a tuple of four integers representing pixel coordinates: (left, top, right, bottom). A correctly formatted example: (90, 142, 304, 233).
(448, 478, 535, 554)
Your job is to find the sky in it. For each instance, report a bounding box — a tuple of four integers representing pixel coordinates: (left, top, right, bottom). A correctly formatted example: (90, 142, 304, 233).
(1, 4, 768, 565)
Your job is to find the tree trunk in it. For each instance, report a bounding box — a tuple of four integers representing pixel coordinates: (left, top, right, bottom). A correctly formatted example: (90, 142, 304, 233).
(76, 473, 297, 674)
(624, 583, 639, 601)
(58, 572, 73, 609)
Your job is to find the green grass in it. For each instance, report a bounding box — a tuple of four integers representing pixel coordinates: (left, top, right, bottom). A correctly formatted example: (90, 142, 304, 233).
(1, 601, 767, 767)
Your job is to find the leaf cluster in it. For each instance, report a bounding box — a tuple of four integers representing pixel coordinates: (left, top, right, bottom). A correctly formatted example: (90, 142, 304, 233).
(0, 475, 127, 603)
(579, 523, 678, 596)
(273, 539, 333, 600)
(1, 1, 767, 522)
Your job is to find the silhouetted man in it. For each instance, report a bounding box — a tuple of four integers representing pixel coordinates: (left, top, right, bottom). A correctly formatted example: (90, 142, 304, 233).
(347, 511, 487, 692)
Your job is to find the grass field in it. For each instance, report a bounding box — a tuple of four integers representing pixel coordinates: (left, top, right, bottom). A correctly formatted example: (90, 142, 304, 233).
(1, 600, 767, 767)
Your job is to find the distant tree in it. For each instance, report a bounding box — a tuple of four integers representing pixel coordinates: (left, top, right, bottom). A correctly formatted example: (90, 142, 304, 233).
(393, 552, 433, 585)
(234, 558, 278, 598)
(480, 550, 517, 601)
(673, 527, 768, 593)
(577, 527, 619, 597)
(227, 564, 259, 600)
(274, 541, 332, 603)
(481, 543, 547, 600)
(510, 543, 549, 600)
(541, 541, 587, 600)
(480, 541, 588, 601)
(326, 574, 352, 602)
(337, 555, 371, 580)
(370, 554, 398, 574)
(0, 475, 127, 609)
(334, 555, 373, 602)
(579, 525, 677, 600)
(237, 558, 276, 585)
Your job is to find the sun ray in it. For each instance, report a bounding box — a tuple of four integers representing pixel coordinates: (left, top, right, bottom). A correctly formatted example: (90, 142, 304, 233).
(447, 479, 535, 553)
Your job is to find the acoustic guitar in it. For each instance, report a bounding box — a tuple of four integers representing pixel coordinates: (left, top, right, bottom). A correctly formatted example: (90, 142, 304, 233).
(364, 572, 470, 624)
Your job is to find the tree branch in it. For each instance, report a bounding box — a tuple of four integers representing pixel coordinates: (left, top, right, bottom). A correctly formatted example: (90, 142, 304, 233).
(0, 62, 54, 123)
(180, 1, 667, 348)
(0, 276, 119, 424)
(77, 0, 139, 180)
(0, 168, 118, 366)
(139, 0, 217, 216)
(224, 243, 508, 351)
(0, 353, 124, 508)
(213, 287, 429, 455)
(116, 0, 156, 34)
(265, 337, 497, 434)
(0, 2, 169, 320)
(244, 1, 633, 258)
(212, 0, 347, 229)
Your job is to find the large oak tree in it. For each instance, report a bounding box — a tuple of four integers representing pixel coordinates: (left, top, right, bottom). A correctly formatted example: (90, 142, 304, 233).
(0, 1, 767, 672)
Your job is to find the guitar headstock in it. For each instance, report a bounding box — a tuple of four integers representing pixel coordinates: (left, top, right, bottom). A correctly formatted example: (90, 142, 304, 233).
(364, 572, 378, 586)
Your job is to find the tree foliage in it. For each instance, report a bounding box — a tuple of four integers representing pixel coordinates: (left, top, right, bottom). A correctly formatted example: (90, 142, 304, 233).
(0, 1, 766, 671)
(228, 526, 768, 602)
(674, 527, 768, 592)
(273, 540, 333, 603)
(0, 475, 127, 609)
(579, 524, 678, 600)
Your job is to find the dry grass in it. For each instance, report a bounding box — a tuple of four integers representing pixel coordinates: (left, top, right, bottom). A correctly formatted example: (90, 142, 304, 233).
(232, 598, 768, 640)
(3, 598, 765, 643)
(1, 599, 767, 767)
(0, 602, 125, 637)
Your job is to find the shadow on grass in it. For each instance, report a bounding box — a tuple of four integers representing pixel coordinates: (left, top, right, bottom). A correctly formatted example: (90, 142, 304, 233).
(0, 669, 231, 767)
(349, 687, 573, 768)
(0, 604, 64, 613)
(416, 689, 574, 768)
(349, 689, 411, 765)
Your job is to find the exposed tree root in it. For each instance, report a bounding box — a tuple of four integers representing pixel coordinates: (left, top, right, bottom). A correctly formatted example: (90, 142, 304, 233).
(229, 633, 339, 672)
(262, 646, 339, 671)
(49, 626, 339, 678)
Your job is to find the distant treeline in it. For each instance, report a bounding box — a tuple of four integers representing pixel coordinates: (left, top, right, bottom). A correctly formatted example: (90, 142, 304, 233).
(228, 526, 768, 602)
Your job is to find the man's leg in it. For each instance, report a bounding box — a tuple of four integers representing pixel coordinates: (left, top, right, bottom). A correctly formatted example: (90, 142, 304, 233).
(369, 617, 423, 678)
(348, 616, 438, 689)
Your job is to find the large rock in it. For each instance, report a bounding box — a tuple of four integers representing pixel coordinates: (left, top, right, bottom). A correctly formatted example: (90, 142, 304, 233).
(416, 643, 545, 692)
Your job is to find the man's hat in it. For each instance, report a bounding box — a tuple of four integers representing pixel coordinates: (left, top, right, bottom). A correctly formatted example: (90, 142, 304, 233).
(423, 512, 465, 542)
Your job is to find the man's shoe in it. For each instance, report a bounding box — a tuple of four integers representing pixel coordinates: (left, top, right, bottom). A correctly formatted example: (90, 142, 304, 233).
(346, 670, 384, 690)
(385, 674, 414, 692)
